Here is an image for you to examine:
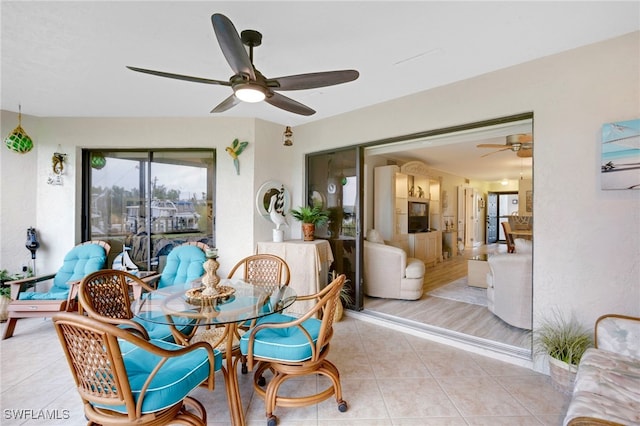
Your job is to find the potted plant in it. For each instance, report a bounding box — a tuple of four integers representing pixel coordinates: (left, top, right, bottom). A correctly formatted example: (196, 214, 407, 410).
(289, 205, 330, 241)
(0, 269, 14, 322)
(329, 271, 353, 322)
(534, 309, 592, 395)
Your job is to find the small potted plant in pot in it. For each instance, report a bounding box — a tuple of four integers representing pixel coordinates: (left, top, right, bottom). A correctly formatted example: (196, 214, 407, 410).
(289, 206, 330, 241)
(534, 309, 592, 395)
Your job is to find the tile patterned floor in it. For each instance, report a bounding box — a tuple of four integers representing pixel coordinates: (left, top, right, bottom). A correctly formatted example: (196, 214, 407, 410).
(0, 316, 571, 425)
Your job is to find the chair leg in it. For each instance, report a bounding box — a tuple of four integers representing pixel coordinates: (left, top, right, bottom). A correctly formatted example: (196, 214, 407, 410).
(2, 317, 18, 339)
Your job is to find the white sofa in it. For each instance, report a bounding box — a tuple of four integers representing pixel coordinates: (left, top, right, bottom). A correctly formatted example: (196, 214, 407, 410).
(486, 238, 532, 330)
(363, 231, 425, 300)
(564, 314, 640, 426)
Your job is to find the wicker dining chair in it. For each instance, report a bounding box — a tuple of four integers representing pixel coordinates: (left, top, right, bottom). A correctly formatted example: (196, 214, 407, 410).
(240, 274, 348, 426)
(53, 312, 221, 426)
(79, 269, 196, 342)
(501, 221, 516, 253)
(227, 253, 290, 291)
(3, 240, 110, 339)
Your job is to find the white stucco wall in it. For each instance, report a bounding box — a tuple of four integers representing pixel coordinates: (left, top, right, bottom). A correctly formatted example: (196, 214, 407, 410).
(290, 32, 640, 370)
(1, 32, 638, 371)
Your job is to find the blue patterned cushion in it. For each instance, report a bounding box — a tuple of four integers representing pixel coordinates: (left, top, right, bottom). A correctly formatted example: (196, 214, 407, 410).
(19, 243, 107, 300)
(240, 313, 322, 362)
(94, 339, 221, 414)
(157, 246, 205, 289)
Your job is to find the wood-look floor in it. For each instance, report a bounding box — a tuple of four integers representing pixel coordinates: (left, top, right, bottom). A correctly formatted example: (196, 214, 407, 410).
(363, 243, 532, 354)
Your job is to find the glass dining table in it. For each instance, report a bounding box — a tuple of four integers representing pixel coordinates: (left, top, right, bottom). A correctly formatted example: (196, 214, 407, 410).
(131, 279, 297, 426)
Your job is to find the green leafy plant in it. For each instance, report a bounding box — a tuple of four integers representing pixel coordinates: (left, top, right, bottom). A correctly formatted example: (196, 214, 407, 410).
(534, 310, 592, 366)
(289, 206, 330, 226)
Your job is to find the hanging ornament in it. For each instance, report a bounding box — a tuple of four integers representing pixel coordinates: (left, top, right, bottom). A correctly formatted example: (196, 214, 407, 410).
(91, 152, 107, 169)
(4, 105, 34, 154)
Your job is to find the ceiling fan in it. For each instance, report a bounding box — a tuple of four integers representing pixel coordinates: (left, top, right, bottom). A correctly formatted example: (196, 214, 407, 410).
(127, 13, 359, 116)
(477, 133, 533, 158)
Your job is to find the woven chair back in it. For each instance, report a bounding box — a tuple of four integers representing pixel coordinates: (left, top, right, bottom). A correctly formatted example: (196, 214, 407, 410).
(227, 254, 290, 293)
(79, 270, 136, 320)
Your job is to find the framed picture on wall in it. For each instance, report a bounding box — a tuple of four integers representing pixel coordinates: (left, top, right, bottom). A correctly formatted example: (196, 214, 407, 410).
(601, 118, 640, 190)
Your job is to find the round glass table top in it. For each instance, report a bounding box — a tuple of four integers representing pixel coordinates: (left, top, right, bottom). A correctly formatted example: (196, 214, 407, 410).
(131, 279, 297, 326)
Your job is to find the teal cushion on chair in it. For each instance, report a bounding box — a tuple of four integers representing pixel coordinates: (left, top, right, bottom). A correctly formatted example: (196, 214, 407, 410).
(19, 243, 107, 301)
(240, 313, 322, 363)
(95, 339, 222, 414)
(157, 246, 206, 289)
(132, 316, 196, 342)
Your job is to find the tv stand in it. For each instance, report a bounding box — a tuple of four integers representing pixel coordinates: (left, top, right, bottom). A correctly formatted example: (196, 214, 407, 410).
(408, 231, 442, 267)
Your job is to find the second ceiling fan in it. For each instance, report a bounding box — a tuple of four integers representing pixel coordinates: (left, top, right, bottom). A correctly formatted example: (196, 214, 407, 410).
(127, 13, 359, 116)
(477, 133, 533, 158)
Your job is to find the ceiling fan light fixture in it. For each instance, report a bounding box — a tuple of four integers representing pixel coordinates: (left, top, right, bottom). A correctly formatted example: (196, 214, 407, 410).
(234, 83, 266, 103)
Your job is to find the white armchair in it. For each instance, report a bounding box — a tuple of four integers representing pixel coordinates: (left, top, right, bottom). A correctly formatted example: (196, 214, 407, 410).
(486, 239, 532, 330)
(363, 235, 425, 300)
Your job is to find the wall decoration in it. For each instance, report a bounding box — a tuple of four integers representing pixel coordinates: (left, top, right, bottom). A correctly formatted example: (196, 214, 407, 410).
(601, 118, 640, 190)
(225, 138, 249, 175)
(4, 105, 33, 154)
(256, 180, 291, 223)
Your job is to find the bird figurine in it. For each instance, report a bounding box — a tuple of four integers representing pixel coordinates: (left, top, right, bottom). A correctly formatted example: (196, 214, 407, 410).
(268, 189, 288, 230)
(225, 138, 249, 175)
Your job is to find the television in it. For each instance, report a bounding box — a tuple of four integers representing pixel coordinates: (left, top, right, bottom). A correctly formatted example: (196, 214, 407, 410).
(408, 201, 429, 233)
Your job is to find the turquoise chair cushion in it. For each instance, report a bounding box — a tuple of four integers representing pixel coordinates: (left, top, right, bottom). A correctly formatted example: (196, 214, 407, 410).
(157, 246, 206, 289)
(240, 313, 322, 363)
(132, 316, 196, 342)
(19, 243, 107, 301)
(95, 339, 222, 414)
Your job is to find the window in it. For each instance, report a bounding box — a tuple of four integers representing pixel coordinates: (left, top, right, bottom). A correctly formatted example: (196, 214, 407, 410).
(82, 149, 215, 271)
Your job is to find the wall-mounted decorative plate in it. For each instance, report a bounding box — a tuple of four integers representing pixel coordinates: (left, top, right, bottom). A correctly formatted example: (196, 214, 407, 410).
(256, 180, 291, 221)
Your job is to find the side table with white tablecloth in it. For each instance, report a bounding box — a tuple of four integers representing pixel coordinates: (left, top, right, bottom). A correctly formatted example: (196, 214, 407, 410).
(256, 239, 334, 315)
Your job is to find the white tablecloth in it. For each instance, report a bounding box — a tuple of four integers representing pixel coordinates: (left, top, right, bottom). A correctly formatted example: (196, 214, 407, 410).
(256, 239, 334, 315)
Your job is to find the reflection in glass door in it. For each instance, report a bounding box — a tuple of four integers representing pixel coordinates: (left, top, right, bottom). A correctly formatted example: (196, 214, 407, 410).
(82, 149, 215, 271)
(307, 148, 362, 311)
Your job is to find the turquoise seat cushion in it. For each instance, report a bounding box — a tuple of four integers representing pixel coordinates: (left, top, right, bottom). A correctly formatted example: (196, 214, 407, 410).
(95, 339, 222, 414)
(157, 246, 206, 289)
(240, 313, 322, 363)
(132, 316, 196, 342)
(19, 243, 107, 301)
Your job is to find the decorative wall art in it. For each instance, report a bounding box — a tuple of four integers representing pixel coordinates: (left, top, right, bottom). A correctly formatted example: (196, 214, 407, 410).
(256, 181, 291, 242)
(225, 138, 248, 175)
(601, 118, 640, 190)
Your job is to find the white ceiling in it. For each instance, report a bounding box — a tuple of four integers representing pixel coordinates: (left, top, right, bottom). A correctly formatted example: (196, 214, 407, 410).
(2, 1, 638, 181)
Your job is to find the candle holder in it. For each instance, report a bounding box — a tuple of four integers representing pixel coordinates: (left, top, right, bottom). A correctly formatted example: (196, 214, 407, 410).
(201, 251, 220, 296)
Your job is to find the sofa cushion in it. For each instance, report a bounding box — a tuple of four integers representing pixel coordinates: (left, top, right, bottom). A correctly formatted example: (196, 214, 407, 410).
(563, 347, 640, 425)
(405, 258, 425, 279)
(514, 238, 532, 254)
(366, 229, 385, 244)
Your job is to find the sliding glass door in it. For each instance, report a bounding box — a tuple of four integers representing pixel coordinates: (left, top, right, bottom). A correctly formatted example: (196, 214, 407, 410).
(306, 147, 363, 310)
(82, 149, 215, 271)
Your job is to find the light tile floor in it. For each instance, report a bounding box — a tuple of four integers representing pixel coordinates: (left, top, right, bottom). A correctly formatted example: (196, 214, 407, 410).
(0, 316, 571, 425)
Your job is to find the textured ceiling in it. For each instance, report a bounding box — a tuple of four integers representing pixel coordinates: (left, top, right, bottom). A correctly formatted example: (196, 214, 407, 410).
(2, 1, 638, 181)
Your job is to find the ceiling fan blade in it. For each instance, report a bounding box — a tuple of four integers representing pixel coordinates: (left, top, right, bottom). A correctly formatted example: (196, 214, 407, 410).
(127, 66, 231, 86)
(211, 14, 255, 80)
(477, 143, 509, 149)
(268, 70, 360, 91)
(517, 149, 533, 158)
(211, 94, 241, 113)
(480, 147, 510, 158)
(265, 92, 315, 116)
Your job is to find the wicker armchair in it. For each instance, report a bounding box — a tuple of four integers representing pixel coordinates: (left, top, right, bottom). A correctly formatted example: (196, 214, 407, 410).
(53, 312, 221, 426)
(227, 253, 290, 291)
(240, 274, 348, 426)
(79, 269, 196, 342)
(3, 240, 110, 339)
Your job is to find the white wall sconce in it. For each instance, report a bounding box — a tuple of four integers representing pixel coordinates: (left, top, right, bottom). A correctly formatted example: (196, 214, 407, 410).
(283, 126, 293, 146)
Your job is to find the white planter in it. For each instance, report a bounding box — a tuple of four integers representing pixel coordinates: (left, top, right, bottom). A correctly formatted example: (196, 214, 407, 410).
(548, 356, 578, 395)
